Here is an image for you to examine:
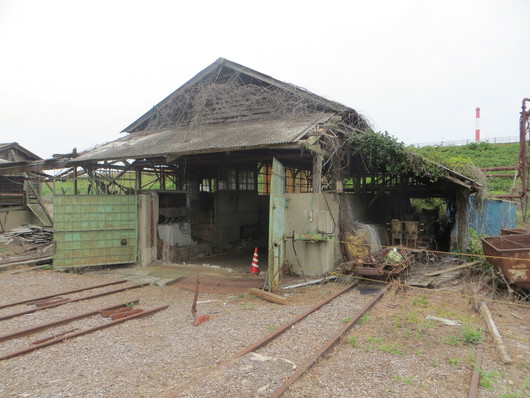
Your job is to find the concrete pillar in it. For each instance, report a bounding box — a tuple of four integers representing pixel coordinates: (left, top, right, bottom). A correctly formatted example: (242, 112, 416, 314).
(137, 192, 159, 266)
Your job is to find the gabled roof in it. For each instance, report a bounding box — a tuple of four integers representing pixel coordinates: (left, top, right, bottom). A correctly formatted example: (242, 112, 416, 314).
(121, 58, 357, 134)
(73, 58, 368, 162)
(0, 143, 41, 162)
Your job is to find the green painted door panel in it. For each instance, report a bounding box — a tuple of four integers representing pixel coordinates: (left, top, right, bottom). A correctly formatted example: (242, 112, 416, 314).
(53, 195, 137, 268)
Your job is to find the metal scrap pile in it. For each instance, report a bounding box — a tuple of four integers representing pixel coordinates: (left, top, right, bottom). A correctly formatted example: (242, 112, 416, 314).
(3, 226, 54, 244)
(340, 246, 413, 277)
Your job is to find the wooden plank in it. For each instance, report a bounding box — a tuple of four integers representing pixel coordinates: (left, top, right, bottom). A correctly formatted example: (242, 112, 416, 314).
(406, 275, 435, 287)
(479, 302, 513, 364)
(9, 264, 52, 274)
(248, 288, 287, 305)
(0, 256, 53, 269)
(425, 261, 479, 276)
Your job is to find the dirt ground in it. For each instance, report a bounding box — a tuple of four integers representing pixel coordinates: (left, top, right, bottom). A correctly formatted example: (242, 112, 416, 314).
(0, 263, 528, 397)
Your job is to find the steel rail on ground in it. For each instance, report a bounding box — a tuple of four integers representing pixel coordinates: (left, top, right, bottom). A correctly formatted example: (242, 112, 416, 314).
(0, 279, 128, 310)
(166, 280, 393, 398)
(0, 283, 148, 321)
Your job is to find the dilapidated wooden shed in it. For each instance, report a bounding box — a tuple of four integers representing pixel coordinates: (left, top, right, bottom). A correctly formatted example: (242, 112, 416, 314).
(0, 143, 53, 230)
(16, 58, 479, 291)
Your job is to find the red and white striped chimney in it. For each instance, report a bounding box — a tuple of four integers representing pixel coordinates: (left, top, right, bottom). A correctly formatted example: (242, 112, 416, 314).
(475, 107, 481, 141)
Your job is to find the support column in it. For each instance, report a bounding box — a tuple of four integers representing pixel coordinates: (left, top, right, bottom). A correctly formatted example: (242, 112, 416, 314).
(312, 153, 323, 193)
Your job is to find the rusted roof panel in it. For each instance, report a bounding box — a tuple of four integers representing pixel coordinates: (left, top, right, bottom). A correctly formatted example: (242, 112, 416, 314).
(73, 115, 331, 162)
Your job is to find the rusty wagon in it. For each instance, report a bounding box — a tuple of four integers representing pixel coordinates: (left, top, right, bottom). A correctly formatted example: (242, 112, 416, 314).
(481, 233, 530, 290)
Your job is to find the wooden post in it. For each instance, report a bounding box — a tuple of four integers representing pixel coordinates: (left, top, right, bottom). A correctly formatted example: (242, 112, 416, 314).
(73, 167, 78, 194)
(135, 167, 142, 191)
(313, 152, 322, 193)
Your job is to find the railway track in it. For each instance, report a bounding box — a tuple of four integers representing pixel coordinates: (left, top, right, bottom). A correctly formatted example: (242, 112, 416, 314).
(168, 281, 391, 398)
(0, 282, 167, 360)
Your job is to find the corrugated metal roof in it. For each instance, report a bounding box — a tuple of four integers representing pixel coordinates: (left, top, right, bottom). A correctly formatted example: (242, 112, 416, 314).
(73, 115, 331, 162)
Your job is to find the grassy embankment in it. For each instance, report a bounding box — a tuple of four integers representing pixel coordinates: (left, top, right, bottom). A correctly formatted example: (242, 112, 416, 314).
(413, 141, 519, 195)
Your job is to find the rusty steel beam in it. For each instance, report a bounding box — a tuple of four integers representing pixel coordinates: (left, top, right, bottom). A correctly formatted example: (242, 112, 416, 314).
(467, 345, 483, 398)
(33, 298, 70, 307)
(519, 99, 529, 199)
(0, 279, 128, 310)
(0, 301, 139, 343)
(269, 283, 392, 398)
(31, 328, 79, 345)
(111, 308, 143, 320)
(484, 174, 517, 178)
(0, 283, 147, 321)
(495, 193, 524, 199)
(0, 305, 169, 361)
(480, 166, 517, 172)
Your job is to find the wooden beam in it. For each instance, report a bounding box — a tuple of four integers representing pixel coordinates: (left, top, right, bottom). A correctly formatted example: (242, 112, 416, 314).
(484, 174, 517, 178)
(248, 288, 287, 305)
(480, 166, 518, 172)
(479, 302, 513, 364)
(0, 256, 53, 271)
(425, 261, 479, 276)
(25, 178, 53, 225)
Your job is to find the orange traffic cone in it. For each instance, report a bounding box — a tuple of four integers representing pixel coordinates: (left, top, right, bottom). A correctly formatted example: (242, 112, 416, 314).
(248, 247, 260, 275)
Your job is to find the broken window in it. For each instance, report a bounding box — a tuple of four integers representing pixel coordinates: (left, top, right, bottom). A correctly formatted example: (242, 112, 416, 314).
(295, 169, 312, 193)
(258, 163, 271, 195)
(238, 170, 255, 191)
(285, 168, 295, 193)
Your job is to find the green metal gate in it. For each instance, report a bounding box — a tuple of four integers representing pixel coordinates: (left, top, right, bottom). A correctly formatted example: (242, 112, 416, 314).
(53, 195, 137, 268)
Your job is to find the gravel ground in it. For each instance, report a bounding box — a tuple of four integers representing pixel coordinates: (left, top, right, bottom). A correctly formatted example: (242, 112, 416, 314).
(0, 270, 529, 398)
(175, 288, 377, 397)
(0, 269, 342, 397)
(284, 287, 530, 398)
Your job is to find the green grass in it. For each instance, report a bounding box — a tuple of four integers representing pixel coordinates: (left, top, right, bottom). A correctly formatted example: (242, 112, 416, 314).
(41, 171, 165, 196)
(379, 342, 404, 355)
(461, 324, 483, 345)
(412, 142, 519, 194)
(358, 311, 371, 324)
(392, 375, 414, 386)
(479, 369, 501, 390)
(412, 295, 429, 308)
(446, 324, 483, 346)
(366, 336, 404, 355)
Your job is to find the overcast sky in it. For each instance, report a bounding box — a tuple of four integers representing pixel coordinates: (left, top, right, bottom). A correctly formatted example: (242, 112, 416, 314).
(1, 0, 529, 159)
